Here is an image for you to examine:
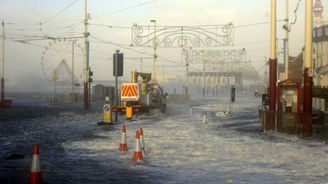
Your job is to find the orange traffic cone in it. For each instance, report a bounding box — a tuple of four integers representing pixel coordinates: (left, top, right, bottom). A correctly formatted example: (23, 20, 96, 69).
(119, 124, 128, 152)
(139, 128, 145, 155)
(133, 130, 143, 164)
(29, 144, 42, 184)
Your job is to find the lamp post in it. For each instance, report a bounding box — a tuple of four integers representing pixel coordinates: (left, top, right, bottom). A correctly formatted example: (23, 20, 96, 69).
(150, 20, 157, 83)
(1, 21, 4, 102)
(269, 0, 277, 112)
(83, 0, 90, 112)
(182, 47, 191, 95)
(52, 70, 58, 102)
(71, 40, 75, 103)
(284, 0, 289, 80)
(303, 0, 313, 137)
(162, 65, 165, 82)
(242, 48, 246, 63)
(203, 51, 206, 98)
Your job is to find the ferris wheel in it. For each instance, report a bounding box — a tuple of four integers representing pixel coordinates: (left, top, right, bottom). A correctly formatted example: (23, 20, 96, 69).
(40, 38, 84, 93)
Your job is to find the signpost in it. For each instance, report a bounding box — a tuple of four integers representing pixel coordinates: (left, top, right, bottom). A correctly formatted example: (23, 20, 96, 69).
(229, 84, 235, 114)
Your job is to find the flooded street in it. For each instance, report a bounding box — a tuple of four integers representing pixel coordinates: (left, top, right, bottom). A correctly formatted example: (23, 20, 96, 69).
(1, 94, 328, 183)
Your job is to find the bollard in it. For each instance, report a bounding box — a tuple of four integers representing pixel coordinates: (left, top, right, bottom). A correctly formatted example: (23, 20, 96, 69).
(103, 105, 112, 123)
(101, 97, 112, 125)
(126, 101, 133, 120)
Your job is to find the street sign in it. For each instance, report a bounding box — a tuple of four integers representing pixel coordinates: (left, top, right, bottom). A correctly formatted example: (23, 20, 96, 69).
(121, 83, 139, 102)
(103, 104, 110, 112)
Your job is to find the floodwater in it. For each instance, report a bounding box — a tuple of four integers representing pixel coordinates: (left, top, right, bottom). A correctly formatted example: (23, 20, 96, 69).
(1, 93, 328, 183)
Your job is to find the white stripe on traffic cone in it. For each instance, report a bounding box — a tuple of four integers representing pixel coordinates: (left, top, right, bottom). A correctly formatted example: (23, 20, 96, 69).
(139, 128, 145, 155)
(29, 144, 42, 184)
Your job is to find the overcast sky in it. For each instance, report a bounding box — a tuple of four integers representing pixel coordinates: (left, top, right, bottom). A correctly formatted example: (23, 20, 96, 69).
(0, 0, 327, 92)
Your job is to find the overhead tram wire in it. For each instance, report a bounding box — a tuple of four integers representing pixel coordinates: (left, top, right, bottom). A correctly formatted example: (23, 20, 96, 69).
(89, 36, 187, 68)
(89, 38, 149, 55)
(90, 36, 150, 56)
(5, 20, 85, 39)
(234, 19, 285, 28)
(88, 24, 131, 30)
(5, 6, 84, 46)
(88, 19, 287, 33)
(89, 34, 211, 71)
(91, 0, 159, 20)
(64, 0, 160, 32)
(6, 0, 81, 32)
(42, 0, 80, 24)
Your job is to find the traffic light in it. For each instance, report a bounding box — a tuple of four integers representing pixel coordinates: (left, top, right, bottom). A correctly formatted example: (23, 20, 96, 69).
(113, 52, 124, 77)
(231, 85, 235, 102)
(89, 70, 93, 82)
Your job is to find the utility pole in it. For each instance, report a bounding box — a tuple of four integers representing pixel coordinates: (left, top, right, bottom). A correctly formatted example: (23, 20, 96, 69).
(303, 0, 313, 137)
(1, 21, 4, 102)
(150, 20, 157, 83)
(269, 0, 277, 112)
(285, 0, 289, 80)
(83, 0, 90, 112)
(71, 40, 75, 102)
(185, 47, 190, 95)
(162, 65, 164, 82)
(203, 60, 206, 98)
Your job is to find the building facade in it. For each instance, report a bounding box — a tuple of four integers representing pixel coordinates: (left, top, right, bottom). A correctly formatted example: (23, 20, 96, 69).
(313, 24, 328, 111)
